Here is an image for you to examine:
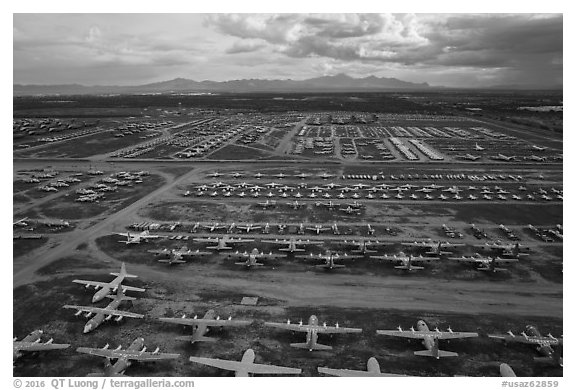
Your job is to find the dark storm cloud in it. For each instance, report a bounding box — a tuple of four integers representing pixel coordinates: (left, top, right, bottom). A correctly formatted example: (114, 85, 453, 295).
(206, 13, 563, 72)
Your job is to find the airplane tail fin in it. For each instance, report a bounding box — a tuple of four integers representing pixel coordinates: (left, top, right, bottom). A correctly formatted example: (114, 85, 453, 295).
(414, 339, 458, 359)
(110, 263, 137, 278)
(290, 342, 332, 351)
(176, 335, 217, 343)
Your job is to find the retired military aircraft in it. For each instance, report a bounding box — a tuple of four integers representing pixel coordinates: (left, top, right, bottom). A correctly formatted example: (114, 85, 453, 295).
(261, 237, 323, 253)
(148, 246, 211, 265)
(115, 230, 161, 244)
(77, 337, 179, 376)
(265, 315, 362, 351)
(229, 248, 276, 268)
(449, 253, 518, 272)
(159, 309, 252, 344)
(189, 349, 301, 376)
(488, 326, 562, 366)
(377, 320, 478, 358)
(236, 223, 262, 233)
(372, 252, 439, 271)
(311, 251, 346, 270)
(318, 357, 409, 377)
(72, 263, 145, 303)
(307, 224, 331, 235)
(402, 241, 464, 256)
(63, 286, 144, 333)
(13, 330, 70, 362)
(196, 235, 254, 251)
(340, 239, 383, 255)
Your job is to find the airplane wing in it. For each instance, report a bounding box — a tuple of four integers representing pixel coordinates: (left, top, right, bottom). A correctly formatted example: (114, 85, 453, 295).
(376, 329, 477, 339)
(17, 342, 70, 352)
(72, 279, 107, 289)
(76, 347, 179, 361)
(318, 367, 406, 377)
(263, 322, 313, 333)
(63, 305, 144, 319)
(488, 334, 562, 346)
(315, 325, 363, 334)
(448, 256, 488, 264)
(189, 357, 301, 375)
(159, 317, 252, 327)
(264, 322, 361, 334)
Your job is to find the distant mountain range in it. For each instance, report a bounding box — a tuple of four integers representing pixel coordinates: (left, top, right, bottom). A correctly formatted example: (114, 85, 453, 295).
(13, 73, 432, 96)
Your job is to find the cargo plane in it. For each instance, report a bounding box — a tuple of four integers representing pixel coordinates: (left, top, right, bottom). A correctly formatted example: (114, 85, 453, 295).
(377, 320, 478, 358)
(265, 315, 362, 351)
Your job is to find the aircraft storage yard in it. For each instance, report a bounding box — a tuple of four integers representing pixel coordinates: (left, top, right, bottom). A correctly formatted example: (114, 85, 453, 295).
(13, 92, 563, 378)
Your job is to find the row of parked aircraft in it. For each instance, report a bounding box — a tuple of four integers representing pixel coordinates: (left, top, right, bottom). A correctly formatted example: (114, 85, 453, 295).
(141, 235, 527, 273)
(185, 182, 562, 202)
(17, 312, 561, 375)
(206, 171, 335, 179)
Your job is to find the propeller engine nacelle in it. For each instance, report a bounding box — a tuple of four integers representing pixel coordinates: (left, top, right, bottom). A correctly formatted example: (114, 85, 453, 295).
(115, 316, 124, 322)
(152, 347, 160, 354)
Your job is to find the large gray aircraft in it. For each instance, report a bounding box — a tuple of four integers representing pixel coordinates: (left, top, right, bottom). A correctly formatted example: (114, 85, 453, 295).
(376, 320, 478, 359)
(159, 309, 252, 344)
(372, 252, 439, 271)
(63, 285, 144, 333)
(261, 237, 323, 253)
(311, 251, 346, 270)
(189, 349, 301, 376)
(195, 235, 254, 251)
(77, 337, 180, 376)
(265, 315, 362, 351)
(229, 248, 280, 268)
(13, 330, 70, 362)
(72, 262, 145, 303)
(115, 230, 161, 244)
(488, 325, 563, 366)
(449, 253, 518, 273)
(402, 240, 465, 256)
(148, 246, 211, 265)
(318, 357, 410, 377)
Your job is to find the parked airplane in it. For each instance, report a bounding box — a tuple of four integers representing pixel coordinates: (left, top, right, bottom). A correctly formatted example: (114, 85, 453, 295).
(347, 200, 365, 209)
(456, 154, 481, 161)
(196, 235, 254, 251)
(230, 248, 275, 268)
(318, 357, 409, 377)
(311, 251, 346, 270)
(159, 309, 252, 344)
(339, 206, 361, 214)
(115, 230, 161, 244)
(474, 143, 485, 151)
(488, 326, 562, 366)
(236, 223, 262, 233)
(449, 254, 518, 272)
(148, 246, 211, 265)
(295, 172, 312, 179)
(532, 145, 548, 151)
(366, 224, 375, 235)
(287, 200, 305, 209)
(63, 286, 144, 333)
(77, 337, 180, 376)
(13, 330, 70, 362)
(316, 200, 340, 210)
(342, 239, 382, 255)
(376, 320, 478, 358)
(72, 263, 145, 303)
(372, 252, 439, 271)
(13, 217, 29, 226)
(206, 172, 222, 178)
(203, 223, 227, 232)
(402, 241, 464, 256)
(262, 237, 323, 253)
(189, 349, 301, 376)
(526, 155, 547, 162)
(264, 315, 362, 351)
(318, 172, 334, 179)
(307, 224, 331, 235)
(490, 154, 517, 161)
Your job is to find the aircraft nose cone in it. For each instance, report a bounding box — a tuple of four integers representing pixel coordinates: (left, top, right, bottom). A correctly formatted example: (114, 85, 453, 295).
(83, 324, 93, 333)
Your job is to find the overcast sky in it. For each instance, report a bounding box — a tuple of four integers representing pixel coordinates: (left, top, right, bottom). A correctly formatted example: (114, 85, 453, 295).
(13, 13, 563, 87)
